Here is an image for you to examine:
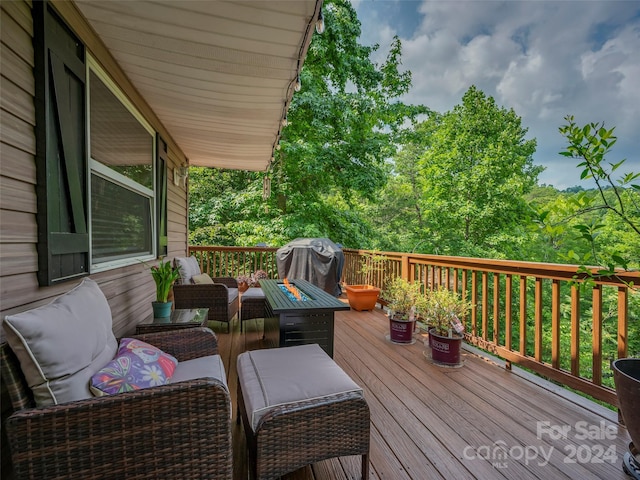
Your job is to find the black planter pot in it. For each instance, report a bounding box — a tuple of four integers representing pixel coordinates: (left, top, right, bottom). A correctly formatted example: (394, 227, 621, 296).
(613, 358, 640, 478)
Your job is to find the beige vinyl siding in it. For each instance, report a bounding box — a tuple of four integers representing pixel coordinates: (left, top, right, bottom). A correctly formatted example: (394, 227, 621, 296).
(0, 0, 189, 340)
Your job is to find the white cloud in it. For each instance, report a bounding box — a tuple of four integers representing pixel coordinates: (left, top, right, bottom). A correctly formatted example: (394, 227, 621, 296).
(353, 0, 640, 189)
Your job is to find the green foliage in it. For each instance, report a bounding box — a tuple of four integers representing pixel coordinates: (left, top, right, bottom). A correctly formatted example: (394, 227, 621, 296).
(556, 116, 640, 280)
(418, 86, 541, 254)
(188, 0, 424, 247)
(148, 258, 180, 303)
(421, 287, 472, 337)
(358, 251, 387, 286)
(383, 277, 426, 321)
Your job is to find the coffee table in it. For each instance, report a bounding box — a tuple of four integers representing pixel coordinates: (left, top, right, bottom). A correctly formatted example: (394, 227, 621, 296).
(135, 308, 209, 334)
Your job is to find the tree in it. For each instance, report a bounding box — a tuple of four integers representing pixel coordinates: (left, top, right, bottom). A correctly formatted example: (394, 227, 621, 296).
(558, 116, 640, 274)
(269, 0, 426, 245)
(417, 86, 541, 257)
(532, 118, 640, 278)
(188, 0, 425, 247)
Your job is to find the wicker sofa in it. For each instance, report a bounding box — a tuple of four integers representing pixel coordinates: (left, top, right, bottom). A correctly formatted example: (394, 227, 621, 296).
(1, 278, 232, 479)
(173, 256, 239, 332)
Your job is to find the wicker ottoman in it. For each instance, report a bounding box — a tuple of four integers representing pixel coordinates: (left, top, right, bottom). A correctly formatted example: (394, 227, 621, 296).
(240, 287, 266, 333)
(237, 344, 370, 480)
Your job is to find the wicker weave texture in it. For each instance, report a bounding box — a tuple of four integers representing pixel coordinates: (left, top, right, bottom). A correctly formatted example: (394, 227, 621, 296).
(173, 279, 239, 331)
(2, 328, 232, 479)
(238, 385, 370, 480)
(240, 295, 266, 333)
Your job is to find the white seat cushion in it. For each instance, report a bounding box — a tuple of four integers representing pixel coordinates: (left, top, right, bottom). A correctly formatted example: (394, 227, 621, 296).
(237, 344, 363, 431)
(242, 287, 265, 300)
(170, 354, 228, 392)
(3, 278, 117, 407)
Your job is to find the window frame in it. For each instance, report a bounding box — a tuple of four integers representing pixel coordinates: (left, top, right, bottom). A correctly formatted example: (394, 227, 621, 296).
(86, 55, 157, 272)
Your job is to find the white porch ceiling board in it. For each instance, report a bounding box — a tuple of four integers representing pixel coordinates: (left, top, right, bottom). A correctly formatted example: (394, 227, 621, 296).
(76, 0, 321, 171)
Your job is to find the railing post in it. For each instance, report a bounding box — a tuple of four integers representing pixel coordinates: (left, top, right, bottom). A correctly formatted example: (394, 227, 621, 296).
(592, 285, 603, 386)
(551, 280, 561, 369)
(534, 277, 543, 362)
(401, 254, 410, 281)
(571, 285, 581, 377)
(618, 286, 629, 359)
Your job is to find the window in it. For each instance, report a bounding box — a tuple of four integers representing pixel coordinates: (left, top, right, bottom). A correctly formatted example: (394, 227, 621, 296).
(88, 63, 156, 269)
(34, 4, 166, 285)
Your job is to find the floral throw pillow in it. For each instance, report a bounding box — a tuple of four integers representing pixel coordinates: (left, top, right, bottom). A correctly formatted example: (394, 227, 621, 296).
(90, 338, 178, 396)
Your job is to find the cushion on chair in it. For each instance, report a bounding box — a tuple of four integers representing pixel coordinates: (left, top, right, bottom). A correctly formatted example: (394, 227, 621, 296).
(192, 273, 214, 284)
(242, 287, 265, 300)
(90, 338, 178, 396)
(174, 256, 201, 284)
(237, 344, 363, 431)
(3, 278, 118, 407)
(170, 354, 228, 391)
(227, 288, 239, 304)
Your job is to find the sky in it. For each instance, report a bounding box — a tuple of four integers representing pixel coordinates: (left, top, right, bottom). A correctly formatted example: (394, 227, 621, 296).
(351, 0, 640, 190)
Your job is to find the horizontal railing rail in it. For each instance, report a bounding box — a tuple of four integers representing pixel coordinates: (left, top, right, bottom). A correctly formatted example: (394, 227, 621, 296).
(189, 245, 638, 406)
(189, 246, 279, 280)
(342, 248, 638, 406)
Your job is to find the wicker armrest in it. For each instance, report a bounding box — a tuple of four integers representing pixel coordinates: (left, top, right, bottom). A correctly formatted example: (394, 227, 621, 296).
(173, 283, 230, 306)
(132, 327, 218, 361)
(211, 277, 238, 289)
(7, 378, 232, 480)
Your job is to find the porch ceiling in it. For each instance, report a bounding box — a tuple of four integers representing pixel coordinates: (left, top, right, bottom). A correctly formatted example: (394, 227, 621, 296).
(75, 0, 322, 171)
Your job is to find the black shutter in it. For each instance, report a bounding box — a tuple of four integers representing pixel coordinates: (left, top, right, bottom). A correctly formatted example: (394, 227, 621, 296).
(33, 1, 89, 285)
(156, 134, 168, 257)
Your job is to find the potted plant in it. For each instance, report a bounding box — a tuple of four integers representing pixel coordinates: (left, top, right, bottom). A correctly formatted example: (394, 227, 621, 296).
(422, 287, 471, 366)
(236, 274, 252, 293)
(149, 257, 181, 318)
(612, 358, 640, 477)
(383, 277, 426, 344)
(251, 269, 269, 287)
(345, 252, 386, 311)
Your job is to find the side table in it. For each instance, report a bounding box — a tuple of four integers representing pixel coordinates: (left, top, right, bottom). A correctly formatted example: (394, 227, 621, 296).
(135, 308, 209, 334)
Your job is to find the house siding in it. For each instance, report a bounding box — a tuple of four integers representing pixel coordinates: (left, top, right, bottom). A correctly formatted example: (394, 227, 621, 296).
(1, 0, 189, 338)
(1, 1, 190, 476)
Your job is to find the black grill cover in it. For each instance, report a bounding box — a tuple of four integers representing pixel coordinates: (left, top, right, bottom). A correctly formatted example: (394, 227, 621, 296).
(276, 238, 344, 297)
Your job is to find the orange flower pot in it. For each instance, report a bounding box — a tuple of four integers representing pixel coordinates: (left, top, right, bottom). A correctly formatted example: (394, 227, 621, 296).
(345, 284, 381, 311)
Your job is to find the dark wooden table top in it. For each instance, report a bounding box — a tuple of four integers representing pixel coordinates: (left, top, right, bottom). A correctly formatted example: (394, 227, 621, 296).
(260, 279, 350, 314)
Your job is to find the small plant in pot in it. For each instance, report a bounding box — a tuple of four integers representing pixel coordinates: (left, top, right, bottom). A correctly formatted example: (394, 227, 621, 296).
(251, 269, 269, 287)
(236, 274, 252, 292)
(149, 258, 180, 318)
(384, 277, 426, 344)
(422, 287, 471, 366)
(345, 252, 387, 311)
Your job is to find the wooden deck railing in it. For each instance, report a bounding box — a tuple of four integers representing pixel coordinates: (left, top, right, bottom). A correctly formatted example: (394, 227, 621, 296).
(189, 245, 638, 406)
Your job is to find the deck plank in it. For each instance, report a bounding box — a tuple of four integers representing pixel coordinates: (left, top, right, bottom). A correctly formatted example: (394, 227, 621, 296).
(214, 303, 631, 480)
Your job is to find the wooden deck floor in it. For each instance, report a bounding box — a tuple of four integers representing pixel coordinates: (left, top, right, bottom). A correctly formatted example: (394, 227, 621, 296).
(212, 302, 632, 480)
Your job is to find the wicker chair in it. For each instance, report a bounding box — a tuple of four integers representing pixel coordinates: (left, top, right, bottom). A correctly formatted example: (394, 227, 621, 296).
(172, 257, 239, 333)
(173, 278, 239, 332)
(1, 328, 232, 480)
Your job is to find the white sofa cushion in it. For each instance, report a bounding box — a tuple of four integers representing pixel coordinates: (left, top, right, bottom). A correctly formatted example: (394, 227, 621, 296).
(237, 344, 363, 431)
(174, 256, 201, 284)
(3, 278, 117, 407)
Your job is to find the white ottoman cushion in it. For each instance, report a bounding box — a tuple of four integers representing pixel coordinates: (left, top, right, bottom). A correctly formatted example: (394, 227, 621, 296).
(237, 344, 363, 431)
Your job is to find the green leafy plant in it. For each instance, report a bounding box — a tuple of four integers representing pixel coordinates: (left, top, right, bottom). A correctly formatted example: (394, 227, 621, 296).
(359, 251, 387, 286)
(558, 115, 639, 285)
(149, 258, 180, 302)
(422, 287, 472, 337)
(384, 277, 426, 321)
